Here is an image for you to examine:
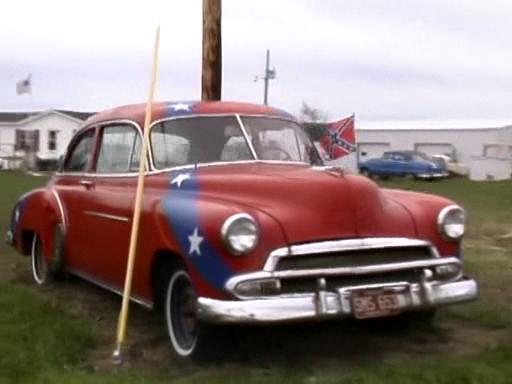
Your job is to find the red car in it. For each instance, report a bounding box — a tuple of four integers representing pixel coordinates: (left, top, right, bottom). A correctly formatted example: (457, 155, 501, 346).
(7, 101, 477, 360)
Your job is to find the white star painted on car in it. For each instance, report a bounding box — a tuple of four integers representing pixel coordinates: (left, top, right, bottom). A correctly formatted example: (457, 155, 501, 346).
(188, 227, 204, 256)
(170, 173, 191, 188)
(170, 103, 191, 111)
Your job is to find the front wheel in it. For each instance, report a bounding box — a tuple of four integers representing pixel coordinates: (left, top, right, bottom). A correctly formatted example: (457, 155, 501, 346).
(31, 233, 52, 285)
(164, 268, 224, 362)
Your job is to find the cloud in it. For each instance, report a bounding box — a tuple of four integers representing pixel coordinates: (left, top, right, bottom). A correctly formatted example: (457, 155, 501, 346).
(1, 0, 512, 123)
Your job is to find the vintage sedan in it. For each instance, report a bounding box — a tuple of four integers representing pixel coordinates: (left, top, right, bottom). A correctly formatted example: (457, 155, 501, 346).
(359, 150, 448, 180)
(6, 101, 477, 360)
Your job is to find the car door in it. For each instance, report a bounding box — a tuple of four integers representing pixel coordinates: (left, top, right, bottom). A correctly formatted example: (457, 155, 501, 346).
(53, 127, 99, 274)
(392, 153, 410, 175)
(378, 153, 395, 175)
(80, 123, 142, 287)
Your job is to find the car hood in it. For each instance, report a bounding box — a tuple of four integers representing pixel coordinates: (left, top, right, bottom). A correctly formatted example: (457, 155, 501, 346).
(183, 163, 417, 244)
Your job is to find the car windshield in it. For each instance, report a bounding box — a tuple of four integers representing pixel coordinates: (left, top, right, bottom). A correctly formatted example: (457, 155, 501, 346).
(241, 116, 322, 165)
(150, 115, 322, 169)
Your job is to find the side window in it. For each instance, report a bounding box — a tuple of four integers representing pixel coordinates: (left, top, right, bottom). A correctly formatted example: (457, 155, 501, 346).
(96, 125, 141, 173)
(63, 129, 95, 172)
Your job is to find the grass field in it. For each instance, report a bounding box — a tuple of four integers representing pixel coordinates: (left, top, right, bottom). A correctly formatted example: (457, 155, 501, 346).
(0, 172, 510, 383)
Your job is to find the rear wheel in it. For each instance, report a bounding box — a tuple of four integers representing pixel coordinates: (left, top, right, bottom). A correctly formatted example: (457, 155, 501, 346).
(360, 168, 371, 178)
(31, 233, 51, 285)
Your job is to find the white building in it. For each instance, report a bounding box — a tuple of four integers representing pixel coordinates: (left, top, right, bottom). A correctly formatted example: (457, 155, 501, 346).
(356, 120, 512, 180)
(0, 110, 91, 169)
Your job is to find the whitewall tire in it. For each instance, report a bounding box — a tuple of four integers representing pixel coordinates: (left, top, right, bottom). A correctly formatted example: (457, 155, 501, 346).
(165, 269, 199, 358)
(31, 234, 50, 285)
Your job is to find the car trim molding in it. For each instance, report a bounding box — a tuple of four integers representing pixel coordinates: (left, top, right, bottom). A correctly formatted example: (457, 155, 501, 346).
(50, 189, 67, 229)
(67, 267, 153, 309)
(83, 210, 130, 223)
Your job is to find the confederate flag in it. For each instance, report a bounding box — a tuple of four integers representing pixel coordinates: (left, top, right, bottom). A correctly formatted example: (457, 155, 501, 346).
(319, 114, 356, 159)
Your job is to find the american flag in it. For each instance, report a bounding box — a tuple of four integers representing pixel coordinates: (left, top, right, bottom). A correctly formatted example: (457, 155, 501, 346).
(16, 74, 31, 95)
(319, 114, 356, 159)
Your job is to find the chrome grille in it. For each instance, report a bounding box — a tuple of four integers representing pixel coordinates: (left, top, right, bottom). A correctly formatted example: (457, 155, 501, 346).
(280, 269, 424, 294)
(275, 246, 433, 271)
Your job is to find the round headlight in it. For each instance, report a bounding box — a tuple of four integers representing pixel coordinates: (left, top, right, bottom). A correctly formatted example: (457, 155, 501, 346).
(437, 205, 466, 240)
(221, 213, 260, 255)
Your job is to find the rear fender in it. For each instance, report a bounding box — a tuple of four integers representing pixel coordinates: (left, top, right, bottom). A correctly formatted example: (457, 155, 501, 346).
(13, 188, 67, 264)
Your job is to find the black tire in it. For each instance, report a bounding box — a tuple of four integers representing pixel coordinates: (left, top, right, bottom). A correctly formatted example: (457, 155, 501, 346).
(31, 233, 52, 285)
(163, 267, 221, 362)
(360, 168, 371, 178)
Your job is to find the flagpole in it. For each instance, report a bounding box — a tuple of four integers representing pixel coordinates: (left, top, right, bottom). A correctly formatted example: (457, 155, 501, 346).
(112, 25, 161, 365)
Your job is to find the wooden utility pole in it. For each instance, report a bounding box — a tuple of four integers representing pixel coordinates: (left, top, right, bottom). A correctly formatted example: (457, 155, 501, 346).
(202, 0, 222, 101)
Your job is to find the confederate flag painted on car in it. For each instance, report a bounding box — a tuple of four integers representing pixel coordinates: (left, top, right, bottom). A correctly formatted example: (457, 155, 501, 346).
(320, 114, 356, 159)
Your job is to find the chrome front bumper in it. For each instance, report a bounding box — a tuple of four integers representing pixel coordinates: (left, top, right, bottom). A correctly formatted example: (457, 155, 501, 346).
(416, 172, 449, 179)
(197, 277, 478, 323)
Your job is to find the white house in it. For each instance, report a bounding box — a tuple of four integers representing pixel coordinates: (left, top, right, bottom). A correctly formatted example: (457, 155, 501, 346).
(356, 120, 512, 180)
(0, 110, 91, 169)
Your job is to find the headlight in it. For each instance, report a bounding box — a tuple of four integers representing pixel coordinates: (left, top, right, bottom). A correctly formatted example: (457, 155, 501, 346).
(221, 213, 260, 255)
(437, 205, 466, 240)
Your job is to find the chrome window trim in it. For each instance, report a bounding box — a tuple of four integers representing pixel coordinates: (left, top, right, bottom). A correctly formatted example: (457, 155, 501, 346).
(55, 171, 143, 178)
(58, 119, 146, 177)
(235, 114, 258, 160)
(83, 210, 130, 223)
(264, 237, 439, 272)
(56, 159, 309, 179)
(57, 114, 314, 178)
(146, 160, 309, 176)
(148, 113, 309, 172)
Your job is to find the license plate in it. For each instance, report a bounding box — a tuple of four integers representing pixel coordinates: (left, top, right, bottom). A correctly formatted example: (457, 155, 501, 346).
(351, 288, 401, 319)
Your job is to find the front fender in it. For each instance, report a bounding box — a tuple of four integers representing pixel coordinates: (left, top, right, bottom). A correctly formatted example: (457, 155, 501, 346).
(156, 192, 287, 298)
(383, 188, 461, 257)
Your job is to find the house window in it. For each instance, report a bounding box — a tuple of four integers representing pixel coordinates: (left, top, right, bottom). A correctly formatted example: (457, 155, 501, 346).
(15, 130, 39, 151)
(48, 130, 58, 151)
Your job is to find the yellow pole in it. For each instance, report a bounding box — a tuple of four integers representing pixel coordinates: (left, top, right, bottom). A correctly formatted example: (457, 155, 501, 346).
(113, 25, 160, 365)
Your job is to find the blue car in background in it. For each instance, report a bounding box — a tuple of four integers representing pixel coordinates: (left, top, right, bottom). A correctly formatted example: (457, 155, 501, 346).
(359, 150, 448, 180)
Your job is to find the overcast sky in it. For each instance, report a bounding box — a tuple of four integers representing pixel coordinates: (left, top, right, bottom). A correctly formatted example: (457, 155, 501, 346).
(2, 0, 512, 124)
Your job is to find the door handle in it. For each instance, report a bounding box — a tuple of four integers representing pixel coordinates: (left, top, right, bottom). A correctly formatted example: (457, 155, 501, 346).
(79, 179, 94, 189)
